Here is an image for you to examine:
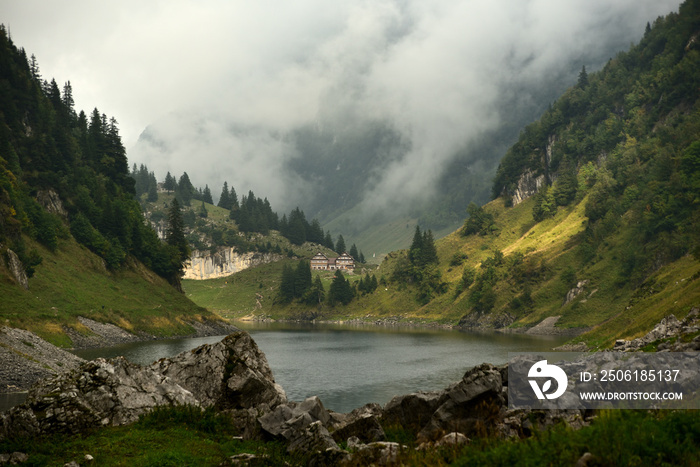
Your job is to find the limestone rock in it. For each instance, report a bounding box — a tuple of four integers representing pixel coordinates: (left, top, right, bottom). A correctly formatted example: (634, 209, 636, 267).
(183, 248, 281, 280)
(36, 189, 68, 219)
(331, 412, 385, 444)
(152, 331, 286, 410)
(564, 280, 590, 305)
(343, 441, 403, 465)
(4, 249, 28, 290)
(258, 396, 340, 454)
(0, 357, 197, 440)
(418, 363, 505, 441)
(511, 169, 546, 206)
(381, 391, 441, 432)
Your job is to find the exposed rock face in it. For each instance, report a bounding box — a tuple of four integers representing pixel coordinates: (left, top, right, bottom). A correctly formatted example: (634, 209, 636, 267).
(152, 331, 286, 410)
(36, 189, 68, 219)
(564, 280, 590, 305)
(4, 249, 28, 290)
(183, 248, 280, 280)
(511, 169, 546, 206)
(0, 357, 197, 440)
(613, 308, 700, 351)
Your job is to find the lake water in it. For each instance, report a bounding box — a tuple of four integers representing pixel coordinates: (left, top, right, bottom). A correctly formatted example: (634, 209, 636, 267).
(4, 322, 570, 414)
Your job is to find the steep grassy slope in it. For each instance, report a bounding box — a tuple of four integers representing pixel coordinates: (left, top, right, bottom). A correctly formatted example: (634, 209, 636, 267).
(1, 235, 217, 347)
(185, 179, 700, 349)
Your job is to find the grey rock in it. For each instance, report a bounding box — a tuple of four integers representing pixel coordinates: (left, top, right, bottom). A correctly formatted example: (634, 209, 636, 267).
(0, 452, 28, 465)
(4, 249, 28, 290)
(152, 331, 286, 410)
(382, 391, 441, 432)
(0, 357, 197, 440)
(286, 420, 338, 454)
(0, 327, 84, 393)
(331, 412, 385, 444)
(435, 432, 469, 447)
(418, 363, 504, 441)
(36, 189, 68, 219)
(344, 441, 403, 466)
(258, 396, 329, 439)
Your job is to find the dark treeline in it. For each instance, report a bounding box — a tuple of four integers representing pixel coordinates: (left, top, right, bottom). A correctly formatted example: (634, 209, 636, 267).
(278, 260, 377, 307)
(0, 26, 187, 288)
(132, 166, 366, 261)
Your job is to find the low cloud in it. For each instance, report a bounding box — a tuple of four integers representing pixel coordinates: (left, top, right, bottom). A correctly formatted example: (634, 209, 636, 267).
(2, 0, 681, 216)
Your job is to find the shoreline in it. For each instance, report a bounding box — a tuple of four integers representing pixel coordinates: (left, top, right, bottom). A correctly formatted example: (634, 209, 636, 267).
(231, 313, 586, 337)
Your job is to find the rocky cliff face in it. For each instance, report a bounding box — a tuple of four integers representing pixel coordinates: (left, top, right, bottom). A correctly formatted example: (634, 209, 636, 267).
(511, 169, 546, 206)
(183, 248, 280, 280)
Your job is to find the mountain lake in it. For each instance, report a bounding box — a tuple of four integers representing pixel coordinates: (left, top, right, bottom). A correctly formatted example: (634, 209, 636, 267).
(2, 322, 570, 414)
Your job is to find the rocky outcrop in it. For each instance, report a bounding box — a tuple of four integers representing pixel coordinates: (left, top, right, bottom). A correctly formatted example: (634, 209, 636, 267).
(511, 169, 546, 206)
(417, 363, 505, 441)
(382, 391, 441, 432)
(152, 331, 286, 410)
(613, 308, 700, 351)
(4, 249, 28, 290)
(564, 280, 590, 305)
(184, 248, 280, 280)
(36, 189, 68, 219)
(0, 357, 198, 439)
(0, 331, 284, 441)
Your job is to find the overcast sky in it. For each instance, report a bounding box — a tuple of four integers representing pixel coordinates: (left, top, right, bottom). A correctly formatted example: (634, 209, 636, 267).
(1, 0, 681, 213)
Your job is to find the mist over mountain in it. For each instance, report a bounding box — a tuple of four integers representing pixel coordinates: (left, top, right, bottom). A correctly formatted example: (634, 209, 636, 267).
(120, 0, 682, 243)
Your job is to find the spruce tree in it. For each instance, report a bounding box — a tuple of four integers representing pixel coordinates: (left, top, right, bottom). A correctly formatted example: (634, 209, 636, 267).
(409, 225, 424, 265)
(163, 172, 177, 191)
(202, 185, 213, 204)
(308, 275, 325, 304)
(218, 182, 230, 209)
(335, 235, 346, 254)
(294, 260, 312, 298)
(165, 198, 190, 290)
(279, 264, 296, 302)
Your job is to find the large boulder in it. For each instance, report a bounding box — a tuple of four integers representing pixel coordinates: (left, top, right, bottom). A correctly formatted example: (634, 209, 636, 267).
(382, 391, 441, 432)
(151, 331, 286, 410)
(330, 403, 385, 444)
(418, 363, 505, 441)
(258, 396, 338, 454)
(0, 357, 197, 440)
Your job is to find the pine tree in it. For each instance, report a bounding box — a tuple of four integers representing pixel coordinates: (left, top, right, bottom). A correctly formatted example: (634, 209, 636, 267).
(166, 198, 189, 265)
(409, 225, 424, 265)
(163, 172, 177, 191)
(335, 235, 346, 254)
(177, 172, 195, 206)
(294, 260, 312, 298)
(165, 198, 190, 290)
(421, 230, 438, 266)
(308, 276, 325, 304)
(328, 270, 353, 305)
(218, 181, 230, 209)
(577, 65, 589, 88)
(202, 185, 213, 204)
(279, 264, 296, 302)
(324, 232, 334, 251)
(349, 244, 359, 260)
